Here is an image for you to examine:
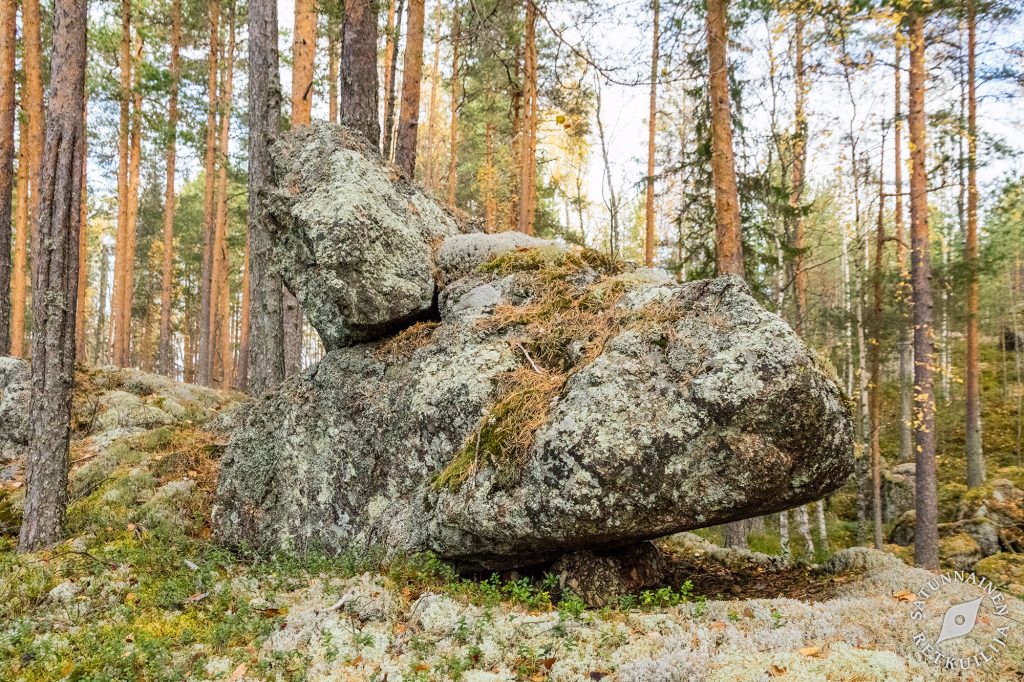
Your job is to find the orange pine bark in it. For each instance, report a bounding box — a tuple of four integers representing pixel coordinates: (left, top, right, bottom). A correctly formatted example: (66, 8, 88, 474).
(111, 0, 133, 366)
(198, 0, 220, 385)
(517, 0, 537, 235)
(644, 0, 659, 266)
(446, 5, 460, 206)
(159, 0, 182, 375)
(11, 118, 28, 357)
(395, 0, 426, 177)
(22, 0, 44, 220)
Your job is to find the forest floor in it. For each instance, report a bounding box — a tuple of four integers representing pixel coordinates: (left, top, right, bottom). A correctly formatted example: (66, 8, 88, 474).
(0, 364, 1022, 681)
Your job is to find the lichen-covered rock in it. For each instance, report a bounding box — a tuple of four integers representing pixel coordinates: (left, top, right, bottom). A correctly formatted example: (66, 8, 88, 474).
(976, 552, 1024, 598)
(553, 542, 668, 607)
(0, 356, 30, 468)
(881, 461, 916, 523)
(939, 533, 983, 571)
(264, 123, 463, 348)
(214, 239, 854, 569)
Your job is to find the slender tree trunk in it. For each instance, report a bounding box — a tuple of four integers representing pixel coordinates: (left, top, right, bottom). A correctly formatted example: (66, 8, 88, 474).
(210, 4, 236, 388)
(790, 16, 808, 336)
(908, 12, 938, 570)
(235, 242, 250, 390)
(707, 0, 743, 278)
(424, 1, 443, 187)
(198, 0, 220, 385)
(778, 511, 790, 558)
(869, 139, 886, 550)
(895, 41, 913, 464)
(327, 1, 340, 124)
(382, 0, 398, 140)
(395, 0, 425, 177)
(517, 0, 538, 235)
(644, 0, 659, 267)
(965, 0, 985, 487)
(22, 0, 45, 224)
(0, 0, 15, 355)
(483, 121, 496, 231)
(112, 0, 133, 367)
(382, 0, 405, 159)
(74, 102, 87, 361)
(286, 0, 315, 376)
(94, 241, 109, 365)
(18, 0, 87, 552)
(11, 116, 28, 357)
(121, 31, 143, 367)
(248, 0, 285, 394)
(159, 0, 182, 375)
(446, 4, 461, 206)
(795, 504, 815, 554)
(341, 0, 380, 149)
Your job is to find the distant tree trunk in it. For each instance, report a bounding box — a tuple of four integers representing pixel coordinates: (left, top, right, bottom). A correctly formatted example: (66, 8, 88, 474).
(795, 505, 815, 554)
(74, 101, 87, 361)
(247, 0, 285, 394)
(395, 0, 425, 177)
(908, 11, 938, 570)
(644, 0, 659, 267)
(894, 41, 913, 464)
(446, 4, 460, 206)
(0, 0, 15, 355)
(482, 121, 496, 231)
(341, 0, 380, 149)
(11, 118, 28, 357)
(869, 139, 885, 550)
(198, 0, 220, 385)
(286, 0, 315, 376)
(210, 4, 236, 388)
(424, 1, 443, 187)
(112, 0, 133, 367)
(159, 0, 182, 375)
(965, 0, 985, 487)
(94, 241, 110, 365)
(18, 0, 87, 552)
(516, 0, 538, 235)
(790, 16, 808, 335)
(234, 242, 250, 390)
(23, 0, 45, 223)
(382, 0, 405, 159)
(707, 0, 743, 278)
(778, 511, 790, 558)
(327, 1, 340, 124)
(121, 30, 143, 367)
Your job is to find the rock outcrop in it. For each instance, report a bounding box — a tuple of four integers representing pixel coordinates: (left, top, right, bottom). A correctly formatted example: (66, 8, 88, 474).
(0, 357, 30, 477)
(214, 127, 855, 568)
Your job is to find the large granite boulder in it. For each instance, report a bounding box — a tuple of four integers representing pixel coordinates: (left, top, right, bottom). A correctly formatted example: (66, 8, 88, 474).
(264, 123, 463, 348)
(214, 237, 855, 569)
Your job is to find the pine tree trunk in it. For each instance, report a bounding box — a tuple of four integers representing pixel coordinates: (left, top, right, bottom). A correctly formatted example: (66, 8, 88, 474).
(894, 41, 914, 464)
(483, 121, 496, 231)
(778, 511, 790, 558)
(11, 117, 28, 357)
(210, 5, 236, 388)
(112, 0, 133, 367)
(516, 0, 537, 235)
(382, 0, 405, 159)
(0, 0, 15, 355)
(446, 4, 460, 206)
(965, 0, 985, 487)
(869, 143, 885, 550)
(327, 2, 340, 124)
(424, 1, 443, 188)
(395, 0, 425, 177)
(908, 11, 938, 570)
(707, 0, 743, 278)
(94, 241, 109, 365)
(121, 31, 143, 367)
(198, 0, 220, 385)
(22, 0, 45, 223)
(790, 16, 808, 335)
(247, 0, 285, 395)
(644, 0, 659, 267)
(74, 102, 87, 361)
(381, 0, 397, 138)
(235, 242, 250, 390)
(18, 0, 87, 552)
(159, 0, 181, 376)
(340, 0, 380, 150)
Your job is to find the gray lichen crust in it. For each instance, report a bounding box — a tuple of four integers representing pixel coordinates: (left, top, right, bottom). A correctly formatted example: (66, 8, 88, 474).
(213, 242, 854, 569)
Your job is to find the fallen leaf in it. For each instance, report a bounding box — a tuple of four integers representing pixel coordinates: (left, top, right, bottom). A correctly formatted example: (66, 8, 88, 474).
(414, 663, 430, 672)
(126, 523, 136, 532)
(709, 621, 727, 631)
(124, 633, 135, 643)
(541, 656, 556, 669)
(799, 646, 824, 658)
(258, 607, 287, 618)
(229, 663, 247, 680)
(768, 664, 787, 677)
(393, 622, 407, 635)
(531, 675, 546, 682)
(742, 607, 755, 618)
(125, 592, 137, 605)
(892, 590, 915, 602)
(184, 592, 209, 604)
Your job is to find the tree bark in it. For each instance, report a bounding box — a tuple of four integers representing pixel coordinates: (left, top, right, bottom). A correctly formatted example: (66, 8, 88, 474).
(159, 0, 182, 376)
(894, 40, 913, 464)
(94, 241, 109, 365)
(482, 121, 496, 231)
(11, 114, 28, 357)
(18, 0, 87, 552)
(790, 16, 807, 336)
(111, 0, 133, 367)
(965, 0, 985, 487)
(327, 1, 340, 124)
(0, 0, 15, 355)
(424, 0, 443, 188)
(74, 102, 87, 362)
(210, 4, 236, 388)
(516, 0, 538, 235)
(341, 0, 380, 149)
(382, 0, 398, 144)
(446, 4, 461, 206)
(395, 0, 426, 177)
(869, 139, 885, 550)
(121, 30, 143, 367)
(247, 0, 285, 395)
(382, 0, 406, 159)
(908, 11, 938, 570)
(644, 0, 659, 267)
(234, 241, 250, 390)
(22, 0, 45, 224)
(198, 0, 220, 385)
(707, 0, 743, 278)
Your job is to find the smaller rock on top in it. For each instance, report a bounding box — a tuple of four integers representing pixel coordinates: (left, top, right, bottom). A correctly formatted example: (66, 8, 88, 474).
(265, 123, 463, 349)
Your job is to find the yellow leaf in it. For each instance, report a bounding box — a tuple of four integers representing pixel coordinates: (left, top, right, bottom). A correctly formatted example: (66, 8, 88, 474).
(892, 590, 915, 602)
(709, 621, 727, 631)
(768, 664, 787, 677)
(229, 663, 247, 680)
(799, 646, 824, 658)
